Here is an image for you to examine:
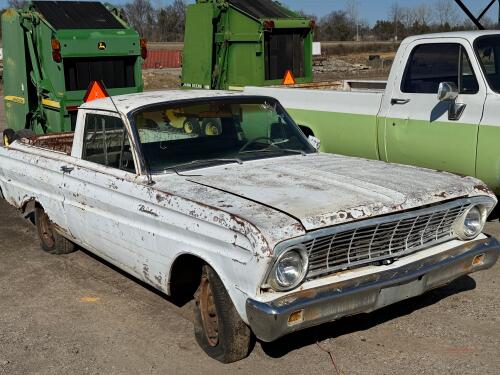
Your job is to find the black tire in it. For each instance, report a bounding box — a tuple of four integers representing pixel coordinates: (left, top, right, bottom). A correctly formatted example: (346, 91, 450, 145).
(194, 265, 251, 363)
(35, 206, 76, 255)
(2, 129, 18, 146)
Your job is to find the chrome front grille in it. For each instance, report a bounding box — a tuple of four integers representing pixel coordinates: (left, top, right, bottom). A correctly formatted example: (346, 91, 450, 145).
(304, 203, 469, 280)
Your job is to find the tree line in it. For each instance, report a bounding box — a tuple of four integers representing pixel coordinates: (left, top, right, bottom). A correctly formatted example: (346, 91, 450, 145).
(122, 0, 500, 42)
(311, 0, 499, 42)
(2, 0, 499, 42)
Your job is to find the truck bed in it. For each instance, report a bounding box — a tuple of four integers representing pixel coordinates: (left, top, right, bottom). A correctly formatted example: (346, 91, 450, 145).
(22, 132, 74, 155)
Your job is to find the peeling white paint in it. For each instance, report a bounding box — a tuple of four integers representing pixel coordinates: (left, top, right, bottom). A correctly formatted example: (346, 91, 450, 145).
(0, 91, 497, 325)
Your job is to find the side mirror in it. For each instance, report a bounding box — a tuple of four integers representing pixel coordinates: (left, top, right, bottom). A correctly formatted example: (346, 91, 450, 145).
(437, 82, 466, 121)
(437, 82, 459, 102)
(308, 135, 321, 151)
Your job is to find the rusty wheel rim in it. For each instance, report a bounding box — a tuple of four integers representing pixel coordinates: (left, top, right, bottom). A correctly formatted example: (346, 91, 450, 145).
(198, 274, 219, 347)
(38, 210, 55, 248)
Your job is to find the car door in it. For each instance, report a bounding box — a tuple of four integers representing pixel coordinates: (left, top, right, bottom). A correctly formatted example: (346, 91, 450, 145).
(381, 39, 487, 177)
(60, 110, 169, 287)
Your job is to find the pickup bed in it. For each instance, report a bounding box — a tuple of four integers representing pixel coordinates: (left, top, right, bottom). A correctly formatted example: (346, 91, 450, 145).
(245, 31, 500, 195)
(0, 90, 499, 363)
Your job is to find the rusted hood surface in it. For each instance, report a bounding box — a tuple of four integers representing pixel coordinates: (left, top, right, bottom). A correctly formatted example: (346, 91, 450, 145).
(184, 153, 493, 231)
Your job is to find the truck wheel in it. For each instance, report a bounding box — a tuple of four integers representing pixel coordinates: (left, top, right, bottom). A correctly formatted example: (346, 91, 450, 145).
(35, 206, 76, 255)
(194, 265, 251, 363)
(2, 129, 17, 147)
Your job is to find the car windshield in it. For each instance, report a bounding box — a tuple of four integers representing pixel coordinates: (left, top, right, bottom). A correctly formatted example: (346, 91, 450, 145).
(475, 35, 500, 93)
(131, 97, 315, 173)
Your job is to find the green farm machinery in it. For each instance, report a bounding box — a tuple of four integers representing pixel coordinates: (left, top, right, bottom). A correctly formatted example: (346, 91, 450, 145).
(2, 1, 145, 134)
(181, 0, 315, 90)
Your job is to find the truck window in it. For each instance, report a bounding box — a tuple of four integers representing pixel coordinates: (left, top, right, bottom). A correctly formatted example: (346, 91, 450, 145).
(475, 35, 500, 93)
(402, 43, 479, 95)
(82, 114, 136, 173)
(131, 98, 314, 173)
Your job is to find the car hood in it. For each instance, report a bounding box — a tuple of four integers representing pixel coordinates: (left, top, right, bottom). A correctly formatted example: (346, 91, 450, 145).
(184, 153, 492, 231)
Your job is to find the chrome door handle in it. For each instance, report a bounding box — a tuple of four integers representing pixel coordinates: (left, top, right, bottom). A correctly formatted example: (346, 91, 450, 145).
(391, 98, 410, 105)
(60, 166, 74, 173)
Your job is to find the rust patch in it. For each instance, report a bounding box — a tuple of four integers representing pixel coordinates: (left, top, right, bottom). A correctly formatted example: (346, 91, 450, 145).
(25, 132, 74, 155)
(156, 193, 167, 203)
(474, 184, 493, 194)
(434, 191, 448, 198)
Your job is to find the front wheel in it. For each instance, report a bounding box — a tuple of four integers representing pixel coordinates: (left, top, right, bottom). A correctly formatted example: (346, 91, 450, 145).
(194, 265, 251, 363)
(35, 206, 76, 255)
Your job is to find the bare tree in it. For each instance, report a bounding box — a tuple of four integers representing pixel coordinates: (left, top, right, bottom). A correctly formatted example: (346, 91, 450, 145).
(124, 0, 156, 40)
(389, 2, 402, 40)
(435, 0, 460, 26)
(414, 4, 433, 26)
(345, 0, 360, 40)
(400, 7, 417, 30)
(157, 0, 186, 42)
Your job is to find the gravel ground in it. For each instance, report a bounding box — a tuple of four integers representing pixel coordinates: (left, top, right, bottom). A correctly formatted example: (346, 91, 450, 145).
(1, 91, 500, 374)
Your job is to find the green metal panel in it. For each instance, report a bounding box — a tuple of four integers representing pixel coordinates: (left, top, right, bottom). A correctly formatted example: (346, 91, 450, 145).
(476, 124, 500, 194)
(286, 108, 380, 159)
(2, 9, 30, 131)
(2, 3, 143, 134)
(181, 3, 214, 89)
(181, 0, 314, 90)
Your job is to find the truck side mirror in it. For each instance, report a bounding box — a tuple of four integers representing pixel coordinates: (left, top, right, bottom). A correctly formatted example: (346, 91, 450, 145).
(437, 82, 466, 121)
(437, 82, 459, 102)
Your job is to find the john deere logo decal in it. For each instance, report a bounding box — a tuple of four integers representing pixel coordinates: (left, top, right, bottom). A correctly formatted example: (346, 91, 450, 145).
(98, 42, 106, 50)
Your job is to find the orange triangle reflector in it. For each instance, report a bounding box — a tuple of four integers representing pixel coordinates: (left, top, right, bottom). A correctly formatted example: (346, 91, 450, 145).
(83, 81, 109, 103)
(283, 70, 296, 85)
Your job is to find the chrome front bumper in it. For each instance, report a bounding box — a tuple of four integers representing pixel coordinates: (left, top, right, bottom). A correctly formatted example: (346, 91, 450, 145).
(246, 236, 500, 342)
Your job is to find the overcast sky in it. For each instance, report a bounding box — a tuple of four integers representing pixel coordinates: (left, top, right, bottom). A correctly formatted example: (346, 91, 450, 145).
(0, 0, 496, 25)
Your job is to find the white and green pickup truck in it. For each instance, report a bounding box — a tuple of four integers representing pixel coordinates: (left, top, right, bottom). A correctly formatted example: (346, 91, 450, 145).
(245, 31, 500, 195)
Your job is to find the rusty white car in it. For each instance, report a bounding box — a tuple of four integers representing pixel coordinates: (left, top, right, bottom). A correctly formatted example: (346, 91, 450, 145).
(0, 90, 499, 363)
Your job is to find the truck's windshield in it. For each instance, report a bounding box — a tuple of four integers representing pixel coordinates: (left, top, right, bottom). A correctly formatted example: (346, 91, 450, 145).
(475, 35, 500, 93)
(131, 97, 315, 173)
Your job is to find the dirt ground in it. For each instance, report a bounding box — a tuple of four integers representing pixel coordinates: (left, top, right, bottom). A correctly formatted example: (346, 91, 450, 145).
(1, 90, 500, 375)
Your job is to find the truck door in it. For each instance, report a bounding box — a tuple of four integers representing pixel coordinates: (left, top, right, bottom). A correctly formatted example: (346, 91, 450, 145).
(60, 111, 158, 282)
(382, 39, 486, 177)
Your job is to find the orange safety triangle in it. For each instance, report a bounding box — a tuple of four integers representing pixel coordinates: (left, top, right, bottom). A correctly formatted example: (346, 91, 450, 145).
(283, 69, 296, 85)
(83, 81, 109, 103)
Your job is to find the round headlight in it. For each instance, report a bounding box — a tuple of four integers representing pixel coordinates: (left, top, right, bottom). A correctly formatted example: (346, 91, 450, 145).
(454, 205, 486, 240)
(269, 247, 308, 291)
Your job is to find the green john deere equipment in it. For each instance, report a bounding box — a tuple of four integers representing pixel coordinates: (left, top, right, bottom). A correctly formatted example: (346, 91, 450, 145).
(181, 0, 314, 90)
(2, 1, 145, 134)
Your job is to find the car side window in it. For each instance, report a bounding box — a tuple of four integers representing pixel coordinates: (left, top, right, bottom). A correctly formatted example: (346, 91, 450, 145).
(402, 43, 479, 95)
(82, 113, 136, 173)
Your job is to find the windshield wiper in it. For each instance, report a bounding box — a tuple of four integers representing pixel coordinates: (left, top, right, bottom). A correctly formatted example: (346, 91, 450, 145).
(239, 146, 306, 156)
(165, 158, 243, 172)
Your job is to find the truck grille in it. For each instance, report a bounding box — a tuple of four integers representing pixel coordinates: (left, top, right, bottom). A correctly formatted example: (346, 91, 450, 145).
(304, 203, 468, 280)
